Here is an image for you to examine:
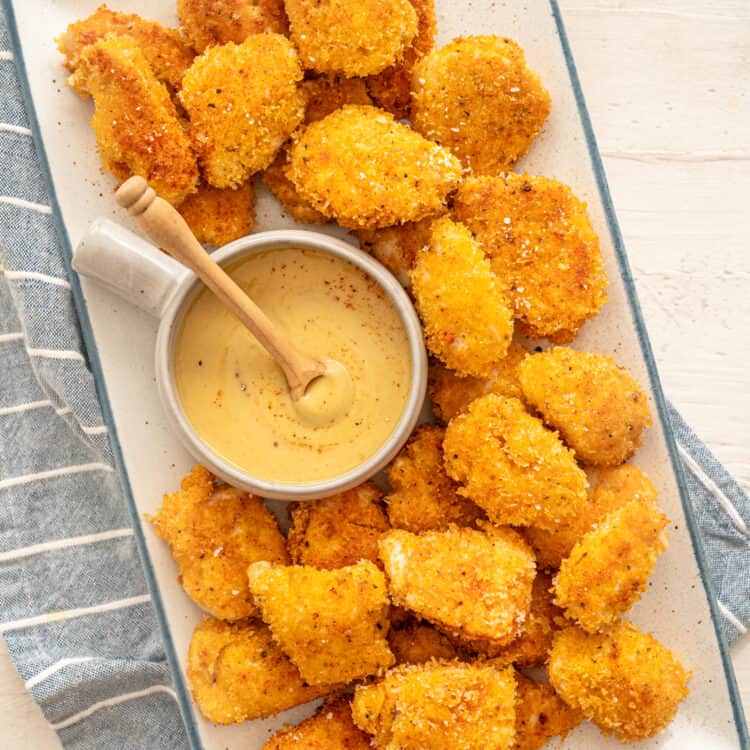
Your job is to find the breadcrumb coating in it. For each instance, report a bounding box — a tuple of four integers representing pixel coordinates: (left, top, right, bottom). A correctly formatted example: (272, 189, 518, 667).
(177, 180, 255, 246)
(353, 661, 517, 750)
(453, 174, 608, 342)
(379, 526, 535, 645)
(553, 499, 669, 632)
(70, 35, 199, 205)
(180, 35, 305, 188)
(412, 36, 550, 174)
(187, 617, 332, 724)
(443, 395, 588, 530)
(247, 560, 394, 685)
(548, 622, 690, 741)
(385, 424, 484, 533)
(285, 0, 418, 77)
(178, 0, 289, 53)
(512, 672, 583, 750)
(57, 4, 194, 92)
(388, 620, 461, 666)
(287, 481, 390, 569)
(366, 0, 436, 119)
(287, 105, 463, 230)
(412, 218, 514, 377)
(262, 695, 371, 749)
(525, 463, 658, 569)
(519, 347, 652, 466)
(148, 465, 288, 621)
(428, 343, 528, 423)
(263, 150, 330, 224)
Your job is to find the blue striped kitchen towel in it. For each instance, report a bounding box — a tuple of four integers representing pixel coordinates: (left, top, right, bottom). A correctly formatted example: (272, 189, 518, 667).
(0, 6, 748, 750)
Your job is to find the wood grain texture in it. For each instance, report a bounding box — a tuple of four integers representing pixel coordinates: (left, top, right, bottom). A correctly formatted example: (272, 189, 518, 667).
(0, 1, 747, 747)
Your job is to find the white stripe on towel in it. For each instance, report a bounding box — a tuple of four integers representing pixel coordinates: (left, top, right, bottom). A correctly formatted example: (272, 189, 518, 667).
(81, 424, 108, 435)
(718, 600, 747, 635)
(0, 462, 113, 491)
(55, 406, 72, 416)
(0, 594, 151, 634)
(0, 331, 23, 342)
(27, 347, 85, 361)
(0, 196, 51, 214)
(677, 442, 750, 538)
(0, 400, 52, 416)
(50, 684, 177, 731)
(0, 528, 133, 563)
(0, 51, 14, 61)
(25, 657, 96, 690)
(0, 123, 31, 136)
(4, 270, 71, 288)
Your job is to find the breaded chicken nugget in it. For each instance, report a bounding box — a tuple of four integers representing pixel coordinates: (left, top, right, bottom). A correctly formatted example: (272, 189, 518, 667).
(354, 216, 435, 288)
(525, 463, 658, 569)
(247, 560, 394, 685)
(262, 695, 371, 749)
(429, 343, 528, 423)
(548, 622, 690, 741)
(178, 0, 289, 53)
(519, 347, 652, 466)
(443, 395, 588, 530)
(177, 180, 255, 246)
(366, 0, 436, 119)
(263, 151, 330, 224)
(411, 218, 514, 378)
(553, 499, 669, 632)
(187, 617, 332, 724)
(412, 36, 550, 174)
(70, 35, 198, 205)
(379, 526, 535, 645)
(453, 174, 608, 342)
(386, 424, 484, 533)
(148, 465, 288, 621)
(388, 620, 462, 666)
(287, 105, 462, 229)
(513, 672, 583, 750)
(352, 661, 517, 750)
(57, 4, 194, 92)
(287, 481, 390, 569)
(180, 35, 305, 188)
(285, 0, 418, 77)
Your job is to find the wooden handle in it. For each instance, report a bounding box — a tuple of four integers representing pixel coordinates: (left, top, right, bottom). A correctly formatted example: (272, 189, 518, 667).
(116, 176, 325, 400)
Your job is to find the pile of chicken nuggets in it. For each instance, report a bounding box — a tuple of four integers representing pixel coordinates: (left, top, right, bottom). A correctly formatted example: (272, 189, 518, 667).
(61, 1, 691, 748)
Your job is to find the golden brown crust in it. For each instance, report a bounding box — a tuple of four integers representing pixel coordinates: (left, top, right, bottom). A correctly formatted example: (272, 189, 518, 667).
(412, 36, 550, 174)
(177, 180, 255, 246)
(388, 620, 462, 666)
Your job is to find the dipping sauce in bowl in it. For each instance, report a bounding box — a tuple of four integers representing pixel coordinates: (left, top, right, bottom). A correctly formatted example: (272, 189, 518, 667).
(173, 247, 412, 484)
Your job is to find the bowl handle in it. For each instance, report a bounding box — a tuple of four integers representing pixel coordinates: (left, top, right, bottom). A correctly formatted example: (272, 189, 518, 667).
(72, 218, 185, 319)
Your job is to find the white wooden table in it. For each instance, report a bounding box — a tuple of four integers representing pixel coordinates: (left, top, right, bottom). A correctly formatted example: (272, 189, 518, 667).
(1, 0, 748, 746)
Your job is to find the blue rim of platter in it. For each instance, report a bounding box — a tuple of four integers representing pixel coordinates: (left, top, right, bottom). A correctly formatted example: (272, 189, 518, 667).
(3, 0, 748, 747)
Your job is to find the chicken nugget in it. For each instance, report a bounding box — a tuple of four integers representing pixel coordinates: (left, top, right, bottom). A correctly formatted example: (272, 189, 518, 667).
(553, 499, 669, 632)
(148, 465, 288, 621)
(548, 622, 690, 741)
(180, 35, 305, 188)
(285, 0, 418, 77)
(411, 218, 514, 377)
(429, 344, 528, 423)
(287, 481, 389, 569)
(187, 617, 332, 724)
(262, 695, 371, 749)
(287, 105, 462, 230)
(386, 424, 484, 533)
(525, 463, 658, 569)
(177, 180, 255, 246)
(352, 661, 517, 750)
(70, 35, 199, 205)
(366, 0, 436, 119)
(512, 672, 583, 750)
(443, 395, 588, 530)
(453, 174, 608, 342)
(519, 347, 652, 466)
(57, 4, 194, 93)
(178, 0, 289, 53)
(247, 560, 394, 685)
(379, 526, 535, 645)
(389, 619, 462, 666)
(263, 151, 330, 224)
(412, 36, 550, 174)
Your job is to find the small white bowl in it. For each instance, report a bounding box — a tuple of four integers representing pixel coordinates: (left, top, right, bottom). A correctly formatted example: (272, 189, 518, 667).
(73, 219, 427, 500)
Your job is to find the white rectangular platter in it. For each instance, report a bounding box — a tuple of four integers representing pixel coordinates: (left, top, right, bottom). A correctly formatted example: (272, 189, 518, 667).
(5, 0, 748, 748)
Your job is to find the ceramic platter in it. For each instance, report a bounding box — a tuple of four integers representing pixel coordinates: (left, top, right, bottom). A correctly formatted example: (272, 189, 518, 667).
(4, 0, 748, 747)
